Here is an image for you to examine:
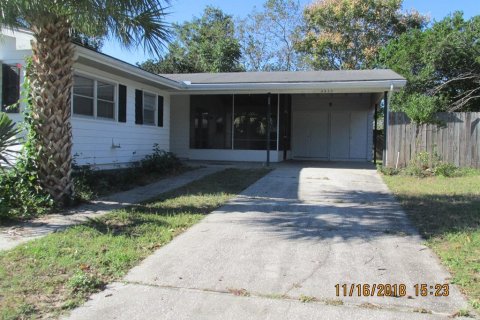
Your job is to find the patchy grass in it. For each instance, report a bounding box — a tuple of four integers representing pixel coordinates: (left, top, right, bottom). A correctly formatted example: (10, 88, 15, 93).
(299, 294, 318, 303)
(73, 164, 191, 201)
(0, 168, 270, 319)
(382, 172, 480, 311)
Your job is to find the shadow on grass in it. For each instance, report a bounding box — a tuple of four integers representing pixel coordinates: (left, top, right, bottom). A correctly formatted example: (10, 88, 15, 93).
(394, 194, 480, 239)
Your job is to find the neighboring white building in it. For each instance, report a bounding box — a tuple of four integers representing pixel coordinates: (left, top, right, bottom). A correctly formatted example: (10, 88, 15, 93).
(1, 28, 406, 167)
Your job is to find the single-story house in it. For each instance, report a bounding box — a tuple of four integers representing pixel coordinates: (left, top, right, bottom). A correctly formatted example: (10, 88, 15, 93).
(1, 28, 406, 168)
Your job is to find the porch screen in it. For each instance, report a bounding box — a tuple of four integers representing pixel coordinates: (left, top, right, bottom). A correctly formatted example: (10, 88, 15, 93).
(190, 95, 233, 149)
(233, 94, 277, 150)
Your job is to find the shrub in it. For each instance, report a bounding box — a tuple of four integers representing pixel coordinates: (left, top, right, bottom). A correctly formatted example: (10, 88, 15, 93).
(0, 155, 54, 220)
(377, 164, 400, 176)
(72, 145, 183, 202)
(433, 162, 458, 177)
(403, 151, 441, 177)
(0, 107, 53, 220)
(139, 144, 182, 173)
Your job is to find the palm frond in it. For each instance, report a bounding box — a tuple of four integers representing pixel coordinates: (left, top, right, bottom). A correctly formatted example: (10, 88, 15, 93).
(1, 0, 172, 56)
(0, 112, 22, 169)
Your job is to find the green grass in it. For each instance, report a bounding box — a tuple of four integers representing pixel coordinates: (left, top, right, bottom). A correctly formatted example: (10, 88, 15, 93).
(382, 171, 480, 311)
(0, 168, 270, 319)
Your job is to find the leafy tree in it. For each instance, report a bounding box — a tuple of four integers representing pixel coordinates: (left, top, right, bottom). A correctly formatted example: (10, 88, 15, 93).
(297, 0, 427, 70)
(380, 12, 480, 113)
(237, 0, 306, 71)
(139, 6, 243, 74)
(0, 0, 171, 204)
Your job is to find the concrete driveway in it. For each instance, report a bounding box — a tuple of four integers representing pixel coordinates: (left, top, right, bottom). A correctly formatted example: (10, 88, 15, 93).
(67, 163, 469, 320)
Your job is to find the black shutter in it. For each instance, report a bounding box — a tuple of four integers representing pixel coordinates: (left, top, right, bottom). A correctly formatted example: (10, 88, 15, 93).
(135, 89, 143, 124)
(118, 84, 127, 123)
(157, 95, 164, 127)
(2, 64, 20, 113)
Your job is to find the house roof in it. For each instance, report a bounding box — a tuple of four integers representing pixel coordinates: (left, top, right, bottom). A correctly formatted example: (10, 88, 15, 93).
(161, 70, 405, 84)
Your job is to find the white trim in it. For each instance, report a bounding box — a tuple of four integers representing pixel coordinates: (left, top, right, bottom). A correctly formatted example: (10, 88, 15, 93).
(75, 46, 186, 91)
(174, 80, 407, 94)
(142, 91, 157, 126)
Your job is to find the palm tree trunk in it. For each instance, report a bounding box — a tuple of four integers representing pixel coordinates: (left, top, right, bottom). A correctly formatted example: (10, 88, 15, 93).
(29, 19, 75, 204)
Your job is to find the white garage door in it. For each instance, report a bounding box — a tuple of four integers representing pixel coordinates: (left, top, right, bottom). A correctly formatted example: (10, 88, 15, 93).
(293, 111, 368, 161)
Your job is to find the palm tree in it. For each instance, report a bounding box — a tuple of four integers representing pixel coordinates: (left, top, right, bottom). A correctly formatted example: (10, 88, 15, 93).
(0, 0, 171, 204)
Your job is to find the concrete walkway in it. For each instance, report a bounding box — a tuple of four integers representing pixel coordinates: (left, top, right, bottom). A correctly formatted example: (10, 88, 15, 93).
(0, 166, 225, 251)
(67, 163, 471, 320)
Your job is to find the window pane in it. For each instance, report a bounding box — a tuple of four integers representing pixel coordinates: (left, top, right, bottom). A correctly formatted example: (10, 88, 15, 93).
(73, 75, 94, 97)
(190, 95, 233, 149)
(97, 81, 114, 101)
(73, 95, 94, 116)
(2, 64, 20, 112)
(97, 100, 114, 119)
(233, 94, 277, 150)
(144, 109, 155, 125)
(144, 93, 156, 110)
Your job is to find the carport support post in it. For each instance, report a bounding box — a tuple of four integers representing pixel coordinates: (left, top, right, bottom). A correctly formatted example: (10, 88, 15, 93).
(266, 93, 271, 166)
(374, 103, 378, 164)
(383, 91, 388, 166)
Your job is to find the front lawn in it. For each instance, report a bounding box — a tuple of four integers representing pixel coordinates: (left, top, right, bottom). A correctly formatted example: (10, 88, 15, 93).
(383, 171, 480, 311)
(0, 168, 270, 319)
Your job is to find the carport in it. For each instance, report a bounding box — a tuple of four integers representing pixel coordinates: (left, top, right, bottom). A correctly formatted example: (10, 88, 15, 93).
(166, 70, 406, 163)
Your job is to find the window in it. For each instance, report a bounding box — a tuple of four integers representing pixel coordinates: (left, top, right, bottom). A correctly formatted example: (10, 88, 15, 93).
(2, 64, 20, 113)
(72, 74, 115, 120)
(143, 92, 156, 125)
(190, 95, 233, 149)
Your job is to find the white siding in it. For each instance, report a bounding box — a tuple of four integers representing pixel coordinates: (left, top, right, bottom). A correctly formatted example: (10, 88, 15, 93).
(1, 33, 171, 169)
(71, 64, 170, 168)
(170, 95, 190, 158)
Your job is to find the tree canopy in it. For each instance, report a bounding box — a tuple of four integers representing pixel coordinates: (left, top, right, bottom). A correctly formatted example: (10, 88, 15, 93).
(237, 0, 305, 71)
(380, 12, 480, 115)
(0, 0, 172, 55)
(139, 6, 243, 74)
(296, 0, 427, 70)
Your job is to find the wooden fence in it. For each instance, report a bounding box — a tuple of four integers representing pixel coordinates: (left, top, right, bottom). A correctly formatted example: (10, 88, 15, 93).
(386, 112, 480, 168)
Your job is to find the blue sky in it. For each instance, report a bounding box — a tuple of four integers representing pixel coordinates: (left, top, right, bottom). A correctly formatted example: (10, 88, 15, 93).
(101, 0, 479, 65)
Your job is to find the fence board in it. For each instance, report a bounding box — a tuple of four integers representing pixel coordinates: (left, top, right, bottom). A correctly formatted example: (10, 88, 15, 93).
(386, 112, 480, 168)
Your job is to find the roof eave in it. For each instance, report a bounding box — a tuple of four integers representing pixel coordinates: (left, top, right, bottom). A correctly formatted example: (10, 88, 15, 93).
(172, 79, 406, 94)
(75, 46, 186, 91)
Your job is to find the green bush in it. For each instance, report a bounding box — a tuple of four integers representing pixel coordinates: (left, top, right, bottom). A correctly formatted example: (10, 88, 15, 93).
(0, 156, 54, 220)
(139, 144, 182, 173)
(403, 151, 441, 177)
(377, 164, 400, 176)
(433, 162, 458, 177)
(377, 151, 473, 179)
